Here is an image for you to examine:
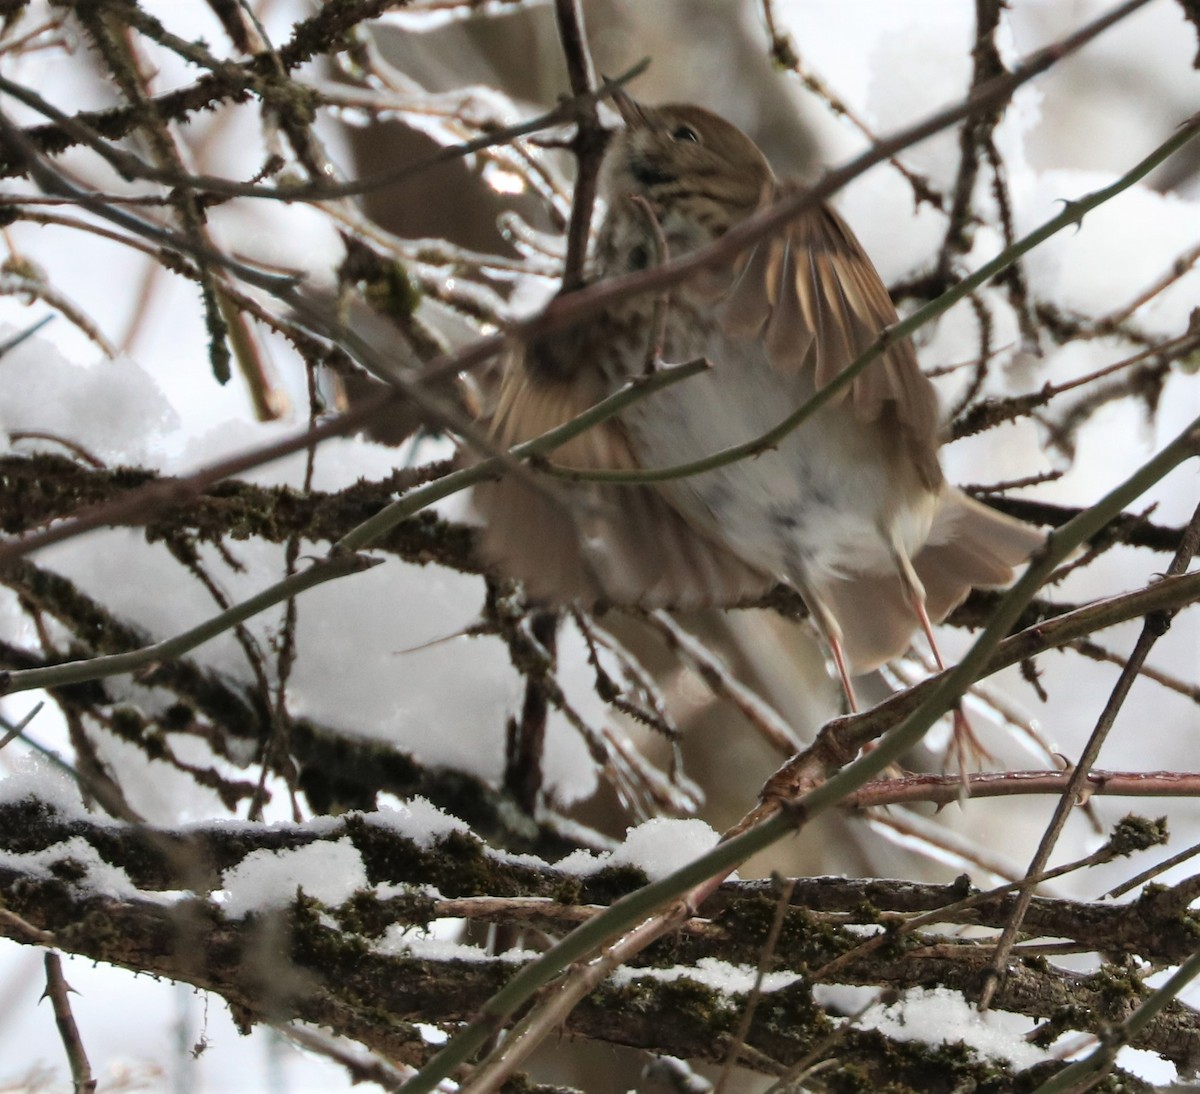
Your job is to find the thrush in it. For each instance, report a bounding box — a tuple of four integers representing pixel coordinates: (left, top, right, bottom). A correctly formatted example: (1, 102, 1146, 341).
(474, 97, 1043, 721)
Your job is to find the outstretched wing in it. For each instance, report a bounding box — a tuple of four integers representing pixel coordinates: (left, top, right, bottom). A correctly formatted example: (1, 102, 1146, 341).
(717, 190, 942, 489)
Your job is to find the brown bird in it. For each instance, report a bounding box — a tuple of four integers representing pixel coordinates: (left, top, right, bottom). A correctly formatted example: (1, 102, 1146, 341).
(475, 97, 1043, 716)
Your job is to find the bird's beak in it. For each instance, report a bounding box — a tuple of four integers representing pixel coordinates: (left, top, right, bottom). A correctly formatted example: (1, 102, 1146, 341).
(610, 88, 648, 129)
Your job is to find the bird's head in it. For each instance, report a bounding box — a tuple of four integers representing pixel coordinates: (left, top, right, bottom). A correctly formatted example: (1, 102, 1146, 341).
(601, 96, 774, 243)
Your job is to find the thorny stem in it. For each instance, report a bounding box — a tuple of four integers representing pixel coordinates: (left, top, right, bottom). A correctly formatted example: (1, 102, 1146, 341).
(845, 768, 1200, 809)
(44, 953, 97, 1094)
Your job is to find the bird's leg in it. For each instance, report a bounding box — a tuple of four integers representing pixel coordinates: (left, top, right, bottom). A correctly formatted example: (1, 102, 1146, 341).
(798, 582, 859, 714)
(889, 538, 992, 772)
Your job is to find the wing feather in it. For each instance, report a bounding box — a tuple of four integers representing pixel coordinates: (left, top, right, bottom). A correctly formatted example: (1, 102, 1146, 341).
(717, 189, 942, 484)
(763, 243, 813, 371)
(474, 349, 773, 609)
(721, 234, 775, 339)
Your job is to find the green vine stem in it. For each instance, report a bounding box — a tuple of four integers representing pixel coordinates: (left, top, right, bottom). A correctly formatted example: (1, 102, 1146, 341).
(0, 554, 379, 696)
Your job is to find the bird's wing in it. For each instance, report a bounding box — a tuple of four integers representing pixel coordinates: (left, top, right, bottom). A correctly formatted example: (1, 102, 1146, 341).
(717, 189, 942, 487)
(473, 350, 774, 609)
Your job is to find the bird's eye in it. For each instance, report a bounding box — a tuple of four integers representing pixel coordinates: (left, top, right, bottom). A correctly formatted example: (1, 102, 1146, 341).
(670, 125, 700, 144)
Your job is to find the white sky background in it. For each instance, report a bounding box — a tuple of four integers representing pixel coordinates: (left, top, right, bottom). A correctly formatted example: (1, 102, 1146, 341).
(0, 0, 1198, 1089)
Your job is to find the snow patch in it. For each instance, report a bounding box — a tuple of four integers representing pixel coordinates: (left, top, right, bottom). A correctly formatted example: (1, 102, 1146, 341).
(218, 837, 367, 917)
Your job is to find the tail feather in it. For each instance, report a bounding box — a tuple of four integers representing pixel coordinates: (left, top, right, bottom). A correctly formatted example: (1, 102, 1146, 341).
(917, 489, 1046, 620)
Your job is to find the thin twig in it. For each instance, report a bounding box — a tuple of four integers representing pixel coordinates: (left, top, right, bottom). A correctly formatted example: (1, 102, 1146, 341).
(0, 62, 647, 204)
(1105, 837, 1200, 899)
(642, 610, 800, 755)
(759, 0, 948, 212)
(553, 0, 603, 292)
(1069, 637, 1200, 704)
(43, 953, 97, 1094)
(0, 701, 43, 753)
(714, 877, 796, 1094)
(275, 1024, 411, 1091)
(979, 498, 1200, 1009)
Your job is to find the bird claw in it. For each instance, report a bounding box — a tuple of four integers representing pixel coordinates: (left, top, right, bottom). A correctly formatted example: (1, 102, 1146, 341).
(943, 703, 993, 784)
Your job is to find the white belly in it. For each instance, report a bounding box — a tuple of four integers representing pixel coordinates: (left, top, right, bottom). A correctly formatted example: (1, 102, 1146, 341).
(622, 329, 937, 585)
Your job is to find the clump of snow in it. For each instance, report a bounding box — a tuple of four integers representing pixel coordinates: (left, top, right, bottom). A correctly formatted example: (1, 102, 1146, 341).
(815, 985, 1049, 1069)
(379, 929, 536, 964)
(284, 557, 520, 783)
(558, 817, 720, 882)
(362, 796, 470, 849)
(0, 835, 151, 903)
(611, 956, 801, 996)
(554, 846, 604, 876)
(0, 332, 178, 464)
(608, 818, 721, 881)
(201, 813, 340, 839)
(218, 837, 367, 917)
(0, 751, 88, 819)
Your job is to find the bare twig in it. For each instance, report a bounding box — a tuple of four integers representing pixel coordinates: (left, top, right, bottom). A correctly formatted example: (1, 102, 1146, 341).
(553, 0, 604, 292)
(43, 953, 97, 1094)
(979, 498, 1200, 1009)
(0, 63, 647, 204)
(276, 1024, 411, 1091)
(642, 610, 800, 755)
(714, 877, 796, 1094)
